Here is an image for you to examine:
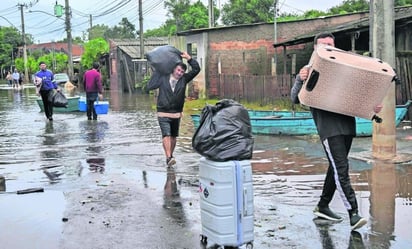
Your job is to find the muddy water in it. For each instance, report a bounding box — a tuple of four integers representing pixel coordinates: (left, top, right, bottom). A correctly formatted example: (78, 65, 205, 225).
(0, 86, 411, 249)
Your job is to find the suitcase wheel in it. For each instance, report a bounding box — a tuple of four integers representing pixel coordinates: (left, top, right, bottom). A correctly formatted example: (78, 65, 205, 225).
(200, 234, 207, 244)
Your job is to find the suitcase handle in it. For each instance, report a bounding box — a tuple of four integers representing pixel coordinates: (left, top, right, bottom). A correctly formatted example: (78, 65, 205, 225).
(305, 69, 319, 91)
(243, 188, 248, 216)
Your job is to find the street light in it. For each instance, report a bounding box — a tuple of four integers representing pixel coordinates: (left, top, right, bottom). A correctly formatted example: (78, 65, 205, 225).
(27, 8, 73, 77)
(0, 16, 17, 28)
(28, 10, 64, 20)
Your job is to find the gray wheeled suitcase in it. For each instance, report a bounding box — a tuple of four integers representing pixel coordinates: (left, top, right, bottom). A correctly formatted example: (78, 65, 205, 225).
(199, 157, 254, 249)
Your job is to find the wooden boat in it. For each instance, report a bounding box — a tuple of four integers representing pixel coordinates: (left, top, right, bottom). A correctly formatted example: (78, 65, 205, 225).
(190, 100, 411, 137)
(36, 95, 80, 112)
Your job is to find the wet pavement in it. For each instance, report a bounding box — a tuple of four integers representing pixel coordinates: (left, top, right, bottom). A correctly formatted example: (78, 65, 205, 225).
(0, 85, 411, 249)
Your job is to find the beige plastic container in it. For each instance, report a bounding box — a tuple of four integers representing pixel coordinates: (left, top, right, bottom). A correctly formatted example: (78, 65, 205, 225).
(298, 46, 395, 121)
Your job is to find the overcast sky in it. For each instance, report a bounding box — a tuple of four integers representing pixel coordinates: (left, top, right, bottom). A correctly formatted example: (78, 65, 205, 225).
(1, 0, 345, 43)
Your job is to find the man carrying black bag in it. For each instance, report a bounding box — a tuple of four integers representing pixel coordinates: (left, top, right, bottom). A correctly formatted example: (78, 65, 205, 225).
(35, 61, 60, 121)
(147, 49, 200, 167)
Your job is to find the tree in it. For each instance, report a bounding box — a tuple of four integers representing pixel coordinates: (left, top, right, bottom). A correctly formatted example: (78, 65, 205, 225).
(145, 19, 176, 37)
(164, 0, 191, 32)
(0, 26, 23, 71)
(329, 0, 369, 15)
(88, 24, 110, 40)
(161, 0, 219, 34)
(14, 52, 68, 76)
(302, 10, 329, 19)
(395, 0, 412, 5)
(105, 18, 137, 39)
(180, 1, 214, 30)
(88, 18, 137, 40)
(221, 0, 274, 25)
(80, 38, 109, 69)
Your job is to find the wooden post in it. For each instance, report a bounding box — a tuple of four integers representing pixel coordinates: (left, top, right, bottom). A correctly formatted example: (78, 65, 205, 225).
(370, 0, 397, 159)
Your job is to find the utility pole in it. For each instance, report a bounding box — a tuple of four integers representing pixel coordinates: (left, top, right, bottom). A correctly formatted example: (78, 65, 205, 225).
(208, 0, 214, 28)
(89, 14, 93, 32)
(17, 3, 29, 83)
(370, 0, 396, 158)
(139, 0, 144, 59)
(272, 0, 278, 76)
(65, 0, 73, 77)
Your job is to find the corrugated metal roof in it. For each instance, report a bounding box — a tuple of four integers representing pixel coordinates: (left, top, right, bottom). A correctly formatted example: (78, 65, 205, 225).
(111, 37, 170, 59)
(273, 6, 412, 47)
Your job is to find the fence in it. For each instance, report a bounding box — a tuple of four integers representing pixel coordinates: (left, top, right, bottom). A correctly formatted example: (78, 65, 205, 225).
(216, 72, 411, 120)
(217, 74, 293, 105)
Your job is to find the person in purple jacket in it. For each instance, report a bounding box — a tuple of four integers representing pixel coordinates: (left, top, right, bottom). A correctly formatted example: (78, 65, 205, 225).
(83, 62, 103, 120)
(35, 61, 60, 121)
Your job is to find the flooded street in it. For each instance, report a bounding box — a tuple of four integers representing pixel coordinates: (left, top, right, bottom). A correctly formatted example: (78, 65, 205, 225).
(0, 86, 411, 249)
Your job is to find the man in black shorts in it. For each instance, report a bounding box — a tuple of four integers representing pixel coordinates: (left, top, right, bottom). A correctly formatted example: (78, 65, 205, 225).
(147, 51, 200, 167)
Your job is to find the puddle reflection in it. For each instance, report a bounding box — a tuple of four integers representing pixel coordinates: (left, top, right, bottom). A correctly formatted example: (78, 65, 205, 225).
(86, 157, 105, 173)
(79, 120, 109, 143)
(251, 140, 412, 248)
(163, 168, 186, 224)
(313, 219, 366, 249)
(1, 88, 411, 248)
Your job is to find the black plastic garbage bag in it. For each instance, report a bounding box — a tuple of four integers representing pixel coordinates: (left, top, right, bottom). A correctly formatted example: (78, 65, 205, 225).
(49, 90, 68, 108)
(192, 99, 254, 161)
(146, 45, 182, 74)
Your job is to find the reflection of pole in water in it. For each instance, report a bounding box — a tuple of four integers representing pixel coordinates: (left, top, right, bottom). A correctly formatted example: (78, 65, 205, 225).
(0, 175, 5, 192)
(142, 170, 148, 188)
(368, 162, 396, 248)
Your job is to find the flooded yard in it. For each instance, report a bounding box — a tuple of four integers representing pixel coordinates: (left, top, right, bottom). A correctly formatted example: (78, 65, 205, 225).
(0, 85, 411, 249)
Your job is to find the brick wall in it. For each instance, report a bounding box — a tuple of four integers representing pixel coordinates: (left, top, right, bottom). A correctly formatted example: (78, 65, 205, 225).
(198, 13, 368, 97)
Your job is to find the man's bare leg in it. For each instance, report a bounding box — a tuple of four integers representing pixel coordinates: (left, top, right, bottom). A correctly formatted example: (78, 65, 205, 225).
(163, 136, 176, 166)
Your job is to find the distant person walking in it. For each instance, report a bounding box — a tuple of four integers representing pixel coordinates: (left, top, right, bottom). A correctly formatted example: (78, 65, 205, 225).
(83, 62, 103, 120)
(19, 72, 24, 87)
(12, 69, 19, 89)
(6, 71, 12, 87)
(35, 62, 60, 121)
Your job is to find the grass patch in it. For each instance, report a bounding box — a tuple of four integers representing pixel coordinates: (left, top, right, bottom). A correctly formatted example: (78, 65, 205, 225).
(184, 97, 308, 114)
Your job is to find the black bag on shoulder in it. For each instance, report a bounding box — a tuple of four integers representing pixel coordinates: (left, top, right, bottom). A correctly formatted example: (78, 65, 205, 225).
(146, 45, 182, 74)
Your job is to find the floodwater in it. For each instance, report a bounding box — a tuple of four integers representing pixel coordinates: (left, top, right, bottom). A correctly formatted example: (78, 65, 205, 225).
(0, 85, 411, 249)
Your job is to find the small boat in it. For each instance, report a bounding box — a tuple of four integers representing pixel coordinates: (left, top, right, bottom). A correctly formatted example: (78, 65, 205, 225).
(36, 95, 80, 112)
(190, 100, 411, 137)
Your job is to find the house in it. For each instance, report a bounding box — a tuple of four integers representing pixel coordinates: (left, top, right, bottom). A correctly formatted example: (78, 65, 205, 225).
(177, 11, 370, 98)
(176, 6, 412, 111)
(26, 42, 84, 63)
(108, 37, 171, 92)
